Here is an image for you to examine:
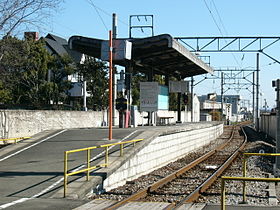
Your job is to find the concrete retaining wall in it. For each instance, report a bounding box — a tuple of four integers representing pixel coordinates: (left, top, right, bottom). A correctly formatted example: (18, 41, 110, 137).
(0, 110, 109, 139)
(103, 123, 223, 191)
(260, 114, 276, 139)
(0, 109, 201, 139)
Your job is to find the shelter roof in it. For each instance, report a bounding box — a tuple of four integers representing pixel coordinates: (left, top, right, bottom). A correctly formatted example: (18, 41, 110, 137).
(69, 34, 213, 78)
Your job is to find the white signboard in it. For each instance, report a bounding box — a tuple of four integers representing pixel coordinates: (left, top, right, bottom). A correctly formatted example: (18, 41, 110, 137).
(140, 82, 159, 112)
(169, 81, 189, 93)
(101, 40, 132, 61)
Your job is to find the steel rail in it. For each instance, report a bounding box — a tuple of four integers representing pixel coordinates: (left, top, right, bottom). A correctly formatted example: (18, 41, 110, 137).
(105, 126, 236, 210)
(172, 125, 247, 209)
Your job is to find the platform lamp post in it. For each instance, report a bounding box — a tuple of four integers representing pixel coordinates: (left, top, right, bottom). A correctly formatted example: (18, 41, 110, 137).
(272, 79, 280, 174)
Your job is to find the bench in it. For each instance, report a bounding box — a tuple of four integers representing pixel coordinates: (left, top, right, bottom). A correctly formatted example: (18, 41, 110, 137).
(156, 111, 174, 125)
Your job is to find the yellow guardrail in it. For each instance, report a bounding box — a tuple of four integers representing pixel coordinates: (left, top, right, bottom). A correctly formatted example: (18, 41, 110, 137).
(220, 152, 280, 210)
(221, 176, 280, 210)
(0, 137, 30, 144)
(64, 138, 144, 197)
(242, 152, 280, 203)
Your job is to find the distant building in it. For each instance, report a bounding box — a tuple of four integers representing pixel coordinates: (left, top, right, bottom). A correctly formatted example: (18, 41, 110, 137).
(43, 33, 90, 100)
(198, 95, 241, 114)
(198, 94, 242, 122)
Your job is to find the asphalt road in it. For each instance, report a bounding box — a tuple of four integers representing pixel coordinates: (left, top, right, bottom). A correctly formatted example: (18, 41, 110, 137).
(0, 127, 140, 209)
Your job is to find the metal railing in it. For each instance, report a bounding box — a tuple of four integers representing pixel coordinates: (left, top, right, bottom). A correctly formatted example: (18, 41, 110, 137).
(64, 138, 144, 197)
(220, 151, 280, 210)
(0, 137, 30, 144)
(242, 152, 280, 203)
(221, 176, 280, 210)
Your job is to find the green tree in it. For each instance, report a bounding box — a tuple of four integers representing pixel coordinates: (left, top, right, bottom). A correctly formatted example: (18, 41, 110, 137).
(0, 36, 75, 108)
(48, 55, 76, 105)
(0, 81, 12, 104)
(0, 36, 28, 102)
(18, 39, 51, 106)
(78, 56, 108, 110)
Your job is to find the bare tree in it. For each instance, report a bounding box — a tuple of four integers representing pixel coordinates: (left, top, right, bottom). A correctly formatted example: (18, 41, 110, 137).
(0, 0, 63, 37)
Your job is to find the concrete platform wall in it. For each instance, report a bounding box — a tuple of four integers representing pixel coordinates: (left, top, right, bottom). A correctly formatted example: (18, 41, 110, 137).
(103, 123, 223, 191)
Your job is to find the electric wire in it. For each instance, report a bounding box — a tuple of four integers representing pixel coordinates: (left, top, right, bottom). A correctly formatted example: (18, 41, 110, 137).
(86, 0, 109, 32)
(211, 0, 244, 68)
(84, 0, 150, 37)
(203, 0, 223, 36)
(210, 0, 227, 35)
(203, 0, 242, 69)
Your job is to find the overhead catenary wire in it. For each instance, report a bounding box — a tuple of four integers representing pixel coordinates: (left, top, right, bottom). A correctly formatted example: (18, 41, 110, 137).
(203, 0, 243, 69)
(210, 0, 228, 36)
(211, 1, 245, 68)
(203, 0, 223, 36)
(86, 0, 109, 32)
(84, 0, 150, 37)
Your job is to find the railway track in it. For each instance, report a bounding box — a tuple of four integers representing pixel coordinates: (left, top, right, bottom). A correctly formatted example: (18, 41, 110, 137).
(97, 124, 248, 209)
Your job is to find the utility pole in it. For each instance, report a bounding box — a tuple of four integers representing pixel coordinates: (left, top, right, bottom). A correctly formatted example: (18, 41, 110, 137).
(108, 30, 113, 140)
(83, 80, 87, 111)
(112, 13, 117, 38)
(221, 72, 224, 122)
(273, 79, 280, 175)
(256, 53, 260, 132)
(252, 71, 255, 124)
(264, 99, 268, 112)
(112, 13, 117, 126)
(191, 77, 194, 122)
(177, 92, 182, 123)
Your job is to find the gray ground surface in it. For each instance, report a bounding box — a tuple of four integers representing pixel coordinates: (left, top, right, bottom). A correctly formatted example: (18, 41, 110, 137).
(0, 127, 139, 210)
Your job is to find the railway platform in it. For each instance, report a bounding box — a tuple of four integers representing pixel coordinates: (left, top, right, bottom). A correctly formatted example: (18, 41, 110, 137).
(0, 122, 279, 209)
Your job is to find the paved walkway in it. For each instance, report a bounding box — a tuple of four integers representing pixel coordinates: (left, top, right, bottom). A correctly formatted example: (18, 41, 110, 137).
(0, 127, 140, 209)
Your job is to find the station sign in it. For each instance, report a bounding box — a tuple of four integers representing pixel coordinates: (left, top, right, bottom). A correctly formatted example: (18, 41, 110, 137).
(101, 40, 132, 61)
(169, 81, 189, 93)
(140, 82, 159, 112)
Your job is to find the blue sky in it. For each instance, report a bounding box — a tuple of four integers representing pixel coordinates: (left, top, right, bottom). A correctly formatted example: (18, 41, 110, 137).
(44, 0, 280, 109)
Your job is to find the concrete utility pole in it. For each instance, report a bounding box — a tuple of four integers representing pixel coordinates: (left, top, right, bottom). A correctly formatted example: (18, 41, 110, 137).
(112, 13, 117, 38)
(264, 99, 268, 112)
(273, 79, 280, 174)
(177, 92, 182, 123)
(108, 30, 113, 140)
(191, 77, 194, 122)
(83, 80, 87, 111)
(252, 71, 255, 124)
(256, 53, 260, 132)
(112, 13, 117, 126)
(221, 72, 224, 121)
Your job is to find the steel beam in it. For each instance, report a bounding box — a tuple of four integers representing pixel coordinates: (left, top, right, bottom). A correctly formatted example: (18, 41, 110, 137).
(175, 36, 280, 53)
